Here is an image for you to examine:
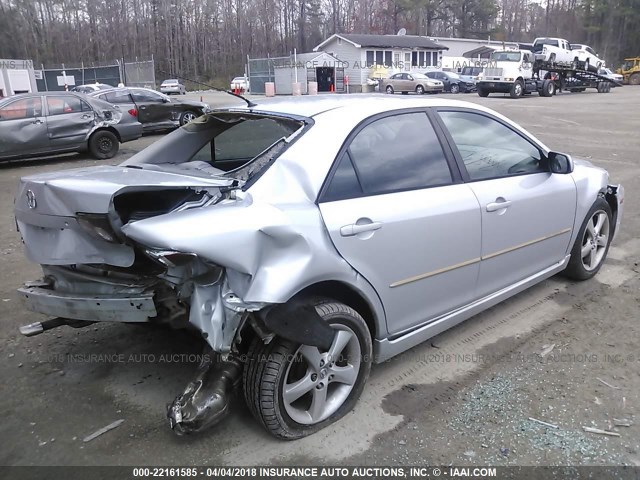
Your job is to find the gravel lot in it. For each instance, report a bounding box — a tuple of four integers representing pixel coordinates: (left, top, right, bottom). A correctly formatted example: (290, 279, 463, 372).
(1, 88, 639, 467)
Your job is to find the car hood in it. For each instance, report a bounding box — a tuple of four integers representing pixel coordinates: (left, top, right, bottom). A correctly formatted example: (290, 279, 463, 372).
(15, 165, 232, 217)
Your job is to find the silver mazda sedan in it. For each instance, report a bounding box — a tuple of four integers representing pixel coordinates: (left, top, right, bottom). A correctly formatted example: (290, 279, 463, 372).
(14, 96, 623, 439)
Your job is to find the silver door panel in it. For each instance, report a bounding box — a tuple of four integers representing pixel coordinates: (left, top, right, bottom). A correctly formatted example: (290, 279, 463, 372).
(320, 184, 482, 334)
(469, 172, 576, 298)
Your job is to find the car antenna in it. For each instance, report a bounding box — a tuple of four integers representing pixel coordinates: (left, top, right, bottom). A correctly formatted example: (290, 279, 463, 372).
(158, 71, 257, 108)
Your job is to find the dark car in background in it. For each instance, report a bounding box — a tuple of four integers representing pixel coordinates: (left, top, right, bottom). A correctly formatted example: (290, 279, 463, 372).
(425, 70, 476, 93)
(0, 92, 142, 161)
(90, 87, 210, 132)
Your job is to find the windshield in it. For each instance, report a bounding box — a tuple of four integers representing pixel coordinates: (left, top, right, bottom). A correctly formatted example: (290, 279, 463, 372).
(122, 112, 307, 184)
(232, 77, 245, 82)
(162, 80, 178, 85)
(412, 73, 428, 79)
(461, 67, 482, 75)
(491, 51, 521, 62)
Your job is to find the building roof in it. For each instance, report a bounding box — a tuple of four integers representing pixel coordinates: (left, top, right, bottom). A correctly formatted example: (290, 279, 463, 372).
(314, 33, 448, 51)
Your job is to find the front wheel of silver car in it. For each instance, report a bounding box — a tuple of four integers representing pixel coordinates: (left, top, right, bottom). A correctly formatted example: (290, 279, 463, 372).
(564, 197, 612, 281)
(243, 300, 372, 439)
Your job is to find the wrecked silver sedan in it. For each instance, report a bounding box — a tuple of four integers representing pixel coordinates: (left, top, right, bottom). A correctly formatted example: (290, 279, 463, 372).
(0, 91, 142, 161)
(14, 96, 623, 439)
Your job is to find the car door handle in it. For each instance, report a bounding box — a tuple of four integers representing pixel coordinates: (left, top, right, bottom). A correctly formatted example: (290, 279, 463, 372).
(81, 114, 92, 119)
(340, 221, 383, 237)
(31, 119, 43, 125)
(486, 199, 512, 212)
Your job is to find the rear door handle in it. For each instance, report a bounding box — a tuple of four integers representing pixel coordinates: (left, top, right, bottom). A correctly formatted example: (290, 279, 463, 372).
(340, 221, 383, 237)
(486, 199, 512, 212)
(81, 114, 92, 119)
(31, 119, 43, 125)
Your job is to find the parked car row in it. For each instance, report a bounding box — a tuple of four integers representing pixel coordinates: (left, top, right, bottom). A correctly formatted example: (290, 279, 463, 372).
(381, 70, 475, 95)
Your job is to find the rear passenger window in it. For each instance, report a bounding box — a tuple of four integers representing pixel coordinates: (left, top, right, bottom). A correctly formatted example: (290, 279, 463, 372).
(46, 96, 85, 115)
(322, 153, 363, 202)
(104, 91, 133, 104)
(336, 112, 452, 198)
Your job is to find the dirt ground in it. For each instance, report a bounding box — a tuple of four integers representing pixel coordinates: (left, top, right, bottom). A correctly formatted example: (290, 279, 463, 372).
(0, 88, 639, 468)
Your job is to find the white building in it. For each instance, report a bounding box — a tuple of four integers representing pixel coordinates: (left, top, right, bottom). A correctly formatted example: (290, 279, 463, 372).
(274, 52, 347, 94)
(0, 59, 38, 97)
(314, 33, 448, 92)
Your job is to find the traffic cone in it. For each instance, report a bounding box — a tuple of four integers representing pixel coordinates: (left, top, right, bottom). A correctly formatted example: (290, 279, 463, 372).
(330, 84, 334, 92)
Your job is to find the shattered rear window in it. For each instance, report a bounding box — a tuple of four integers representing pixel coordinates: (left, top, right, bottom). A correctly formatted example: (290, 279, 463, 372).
(122, 111, 308, 184)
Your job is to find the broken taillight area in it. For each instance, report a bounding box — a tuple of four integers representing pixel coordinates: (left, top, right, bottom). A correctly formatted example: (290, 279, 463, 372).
(76, 213, 120, 243)
(128, 108, 138, 117)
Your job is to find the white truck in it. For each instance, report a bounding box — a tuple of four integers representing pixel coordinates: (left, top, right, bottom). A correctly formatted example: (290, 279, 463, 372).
(476, 48, 618, 98)
(476, 50, 557, 98)
(532, 38, 578, 69)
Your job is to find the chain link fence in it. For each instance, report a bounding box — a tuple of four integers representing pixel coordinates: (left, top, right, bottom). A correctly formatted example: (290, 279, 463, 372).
(123, 59, 156, 89)
(248, 56, 290, 94)
(35, 58, 155, 91)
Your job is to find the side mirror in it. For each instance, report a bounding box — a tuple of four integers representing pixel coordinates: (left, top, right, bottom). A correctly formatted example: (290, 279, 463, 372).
(548, 151, 574, 174)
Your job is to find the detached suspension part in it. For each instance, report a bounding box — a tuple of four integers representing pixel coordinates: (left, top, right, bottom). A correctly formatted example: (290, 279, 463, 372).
(167, 349, 243, 435)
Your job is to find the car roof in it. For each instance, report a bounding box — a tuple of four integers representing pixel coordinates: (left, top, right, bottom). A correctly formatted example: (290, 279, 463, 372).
(221, 95, 498, 119)
(88, 86, 159, 96)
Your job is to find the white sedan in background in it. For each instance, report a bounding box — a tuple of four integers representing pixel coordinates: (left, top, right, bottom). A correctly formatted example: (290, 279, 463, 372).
(230, 76, 249, 92)
(160, 79, 186, 95)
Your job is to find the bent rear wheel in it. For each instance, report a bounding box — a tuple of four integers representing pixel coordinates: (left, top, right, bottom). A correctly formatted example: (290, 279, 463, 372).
(385, 85, 394, 94)
(243, 300, 372, 439)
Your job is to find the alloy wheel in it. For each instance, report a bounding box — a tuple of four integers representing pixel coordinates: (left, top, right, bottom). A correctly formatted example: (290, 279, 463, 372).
(580, 209, 610, 271)
(282, 325, 361, 425)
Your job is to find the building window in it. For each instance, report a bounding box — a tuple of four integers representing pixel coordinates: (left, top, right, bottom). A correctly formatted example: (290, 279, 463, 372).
(366, 49, 393, 67)
(411, 52, 418, 67)
(366, 50, 374, 66)
(418, 52, 425, 67)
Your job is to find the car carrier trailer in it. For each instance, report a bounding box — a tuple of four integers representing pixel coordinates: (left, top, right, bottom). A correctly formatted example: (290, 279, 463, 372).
(476, 50, 622, 98)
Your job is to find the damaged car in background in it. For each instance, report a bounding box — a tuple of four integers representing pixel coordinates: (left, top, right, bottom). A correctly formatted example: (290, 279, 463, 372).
(14, 96, 623, 439)
(0, 91, 142, 161)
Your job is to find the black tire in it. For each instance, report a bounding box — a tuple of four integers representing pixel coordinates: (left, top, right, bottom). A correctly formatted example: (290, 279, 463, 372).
(415, 85, 424, 94)
(450, 83, 460, 94)
(88, 130, 119, 159)
(179, 110, 198, 126)
(510, 80, 524, 98)
(477, 86, 489, 97)
(549, 53, 556, 63)
(584, 59, 590, 71)
(629, 73, 640, 85)
(572, 58, 579, 70)
(564, 197, 613, 281)
(243, 300, 372, 439)
(539, 79, 555, 97)
(385, 85, 394, 94)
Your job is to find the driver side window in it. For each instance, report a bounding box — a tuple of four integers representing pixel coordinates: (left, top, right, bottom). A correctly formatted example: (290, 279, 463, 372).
(439, 111, 545, 181)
